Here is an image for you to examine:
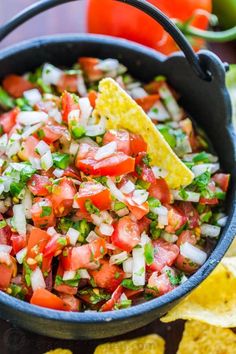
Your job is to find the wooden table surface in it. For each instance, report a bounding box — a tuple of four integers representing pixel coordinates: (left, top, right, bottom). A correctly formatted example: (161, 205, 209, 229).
(0, 1, 235, 353)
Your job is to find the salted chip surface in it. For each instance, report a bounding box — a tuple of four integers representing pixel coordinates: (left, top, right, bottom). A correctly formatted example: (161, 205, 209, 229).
(94, 334, 165, 354)
(95, 78, 194, 188)
(161, 262, 236, 327)
(44, 349, 72, 354)
(177, 320, 236, 354)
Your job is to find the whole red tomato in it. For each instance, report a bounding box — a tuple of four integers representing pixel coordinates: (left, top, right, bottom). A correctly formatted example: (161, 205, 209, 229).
(87, 0, 212, 54)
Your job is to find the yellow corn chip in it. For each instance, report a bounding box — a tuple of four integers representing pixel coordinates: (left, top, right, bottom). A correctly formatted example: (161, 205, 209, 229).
(44, 349, 72, 354)
(161, 261, 236, 327)
(94, 334, 165, 354)
(177, 320, 236, 354)
(95, 78, 194, 188)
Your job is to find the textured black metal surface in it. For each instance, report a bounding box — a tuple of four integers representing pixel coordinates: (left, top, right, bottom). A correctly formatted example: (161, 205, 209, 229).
(0, 35, 235, 339)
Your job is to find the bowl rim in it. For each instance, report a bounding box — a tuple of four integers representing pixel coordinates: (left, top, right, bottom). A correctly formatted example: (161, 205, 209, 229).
(0, 33, 236, 324)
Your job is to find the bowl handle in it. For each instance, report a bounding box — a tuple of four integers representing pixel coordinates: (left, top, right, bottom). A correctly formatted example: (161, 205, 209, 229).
(0, 0, 211, 80)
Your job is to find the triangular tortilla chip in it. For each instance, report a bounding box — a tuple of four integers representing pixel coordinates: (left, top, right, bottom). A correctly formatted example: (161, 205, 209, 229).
(177, 320, 236, 354)
(161, 261, 236, 327)
(94, 78, 194, 188)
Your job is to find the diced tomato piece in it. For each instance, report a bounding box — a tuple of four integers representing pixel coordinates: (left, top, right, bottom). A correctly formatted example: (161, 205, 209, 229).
(11, 234, 26, 254)
(53, 263, 77, 295)
(138, 216, 151, 233)
(57, 74, 78, 93)
(63, 166, 81, 180)
(61, 91, 80, 123)
(199, 197, 219, 205)
(135, 94, 159, 112)
(212, 173, 230, 192)
(165, 206, 187, 233)
(111, 216, 141, 252)
(135, 152, 156, 184)
(130, 133, 147, 155)
(103, 130, 131, 155)
(175, 254, 199, 274)
(2, 74, 34, 98)
(124, 288, 144, 299)
(44, 234, 67, 257)
(89, 259, 125, 293)
(27, 174, 52, 197)
(0, 263, 14, 289)
(76, 151, 135, 176)
(75, 181, 111, 212)
(125, 197, 149, 220)
(41, 255, 53, 274)
(149, 239, 179, 272)
(0, 108, 19, 134)
(178, 202, 199, 229)
(27, 228, 51, 259)
(79, 57, 103, 82)
(30, 288, 66, 310)
(51, 177, 76, 217)
(88, 90, 98, 108)
(176, 230, 197, 248)
(0, 215, 12, 245)
(18, 136, 40, 161)
(100, 285, 123, 312)
(59, 294, 81, 312)
(31, 197, 56, 229)
(147, 272, 174, 296)
(39, 124, 67, 144)
(62, 238, 107, 271)
(144, 81, 162, 94)
(148, 178, 172, 204)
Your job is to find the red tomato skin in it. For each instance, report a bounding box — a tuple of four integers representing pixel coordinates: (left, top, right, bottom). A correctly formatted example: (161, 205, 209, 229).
(75, 181, 111, 212)
(212, 173, 230, 192)
(88, 90, 98, 108)
(30, 288, 66, 311)
(199, 197, 219, 205)
(27, 228, 51, 259)
(165, 206, 187, 233)
(61, 91, 80, 123)
(79, 57, 103, 82)
(125, 197, 149, 220)
(100, 284, 124, 312)
(111, 216, 141, 252)
(178, 202, 200, 229)
(176, 230, 197, 248)
(0, 108, 19, 134)
(148, 179, 172, 204)
(31, 197, 56, 229)
(89, 259, 125, 293)
(19, 136, 40, 160)
(0, 215, 12, 245)
(27, 174, 52, 197)
(135, 94, 160, 112)
(57, 74, 78, 93)
(2, 74, 34, 98)
(130, 133, 147, 156)
(149, 239, 179, 272)
(51, 177, 76, 217)
(0, 263, 14, 289)
(138, 216, 151, 233)
(175, 254, 199, 274)
(59, 294, 81, 311)
(40, 124, 67, 144)
(103, 130, 131, 155)
(135, 152, 156, 184)
(147, 272, 174, 297)
(11, 234, 26, 254)
(43, 234, 67, 257)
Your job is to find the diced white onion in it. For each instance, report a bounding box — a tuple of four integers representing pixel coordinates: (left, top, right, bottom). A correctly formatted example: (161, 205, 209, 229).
(217, 216, 228, 227)
(0, 245, 12, 253)
(13, 204, 26, 235)
(120, 181, 135, 194)
(159, 214, 168, 226)
(159, 83, 183, 121)
(31, 267, 46, 292)
(69, 141, 79, 156)
(180, 242, 207, 265)
(29, 157, 41, 170)
(151, 166, 168, 178)
(49, 108, 62, 124)
(23, 89, 42, 106)
(183, 153, 218, 163)
(17, 111, 48, 125)
(0, 185, 4, 195)
(41, 150, 53, 171)
(200, 223, 221, 238)
(130, 87, 147, 99)
(77, 75, 87, 97)
(161, 232, 178, 243)
(132, 247, 145, 286)
(100, 211, 113, 225)
(107, 178, 125, 202)
(7, 140, 21, 158)
(105, 243, 116, 250)
(99, 223, 114, 236)
(152, 205, 168, 216)
(16, 247, 27, 264)
(53, 168, 64, 178)
(132, 189, 149, 205)
(42, 63, 63, 85)
(86, 231, 99, 243)
(91, 214, 103, 227)
(148, 101, 170, 121)
(67, 227, 80, 246)
(110, 251, 128, 265)
(95, 59, 119, 72)
(79, 97, 93, 125)
(78, 269, 90, 279)
(171, 190, 200, 203)
(123, 257, 133, 274)
(63, 270, 76, 281)
(0, 134, 8, 154)
(95, 141, 117, 161)
(68, 109, 80, 124)
(85, 116, 106, 137)
(192, 163, 220, 177)
(47, 227, 57, 236)
(116, 207, 129, 217)
(22, 189, 32, 219)
(35, 140, 50, 156)
(140, 232, 151, 246)
(78, 137, 98, 147)
(120, 293, 128, 302)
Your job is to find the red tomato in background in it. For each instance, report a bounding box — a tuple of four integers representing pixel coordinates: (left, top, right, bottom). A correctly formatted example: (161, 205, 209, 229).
(87, 0, 212, 55)
(0, 108, 19, 134)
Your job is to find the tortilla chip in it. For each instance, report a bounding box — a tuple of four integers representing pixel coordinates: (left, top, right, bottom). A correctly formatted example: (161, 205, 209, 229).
(44, 350, 72, 354)
(94, 334, 165, 354)
(225, 236, 236, 257)
(161, 261, 236, 327)
(177, 320, 236, 354)
(94, 78, 194, 188)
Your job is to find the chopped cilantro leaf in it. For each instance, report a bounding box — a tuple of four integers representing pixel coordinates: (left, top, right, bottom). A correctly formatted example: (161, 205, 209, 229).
(144, 242, 154, 265)
(40, 206, 52, 217)
(179, 188, 189, 201)
(121, 279, 142, 290)
(85, 200, 100, 215)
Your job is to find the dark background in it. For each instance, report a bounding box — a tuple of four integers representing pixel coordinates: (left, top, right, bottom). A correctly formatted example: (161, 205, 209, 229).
(0, 1, 235, 353)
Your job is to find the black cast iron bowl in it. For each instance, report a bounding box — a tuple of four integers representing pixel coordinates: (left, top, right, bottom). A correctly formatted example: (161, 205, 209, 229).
(0, 0, 235, 340)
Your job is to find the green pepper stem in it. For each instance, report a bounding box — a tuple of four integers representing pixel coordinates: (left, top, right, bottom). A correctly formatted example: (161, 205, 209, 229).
(176, 21, 236, 43)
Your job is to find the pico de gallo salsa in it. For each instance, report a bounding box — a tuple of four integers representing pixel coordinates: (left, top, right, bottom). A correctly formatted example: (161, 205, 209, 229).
(0, 57, 230, 312)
